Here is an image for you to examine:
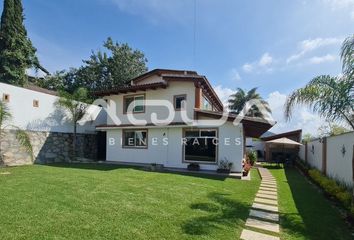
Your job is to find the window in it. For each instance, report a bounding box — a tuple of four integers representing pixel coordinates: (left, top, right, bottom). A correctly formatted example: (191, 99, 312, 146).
(202, 95, 213, 111)
(2, 94, 10, 102)
(174, 94, 186, 110)
(183, 129, 217, 163)
(123, 129, 148, 148)
(123, 94, 145, 113)
(33, 100, 39, 108)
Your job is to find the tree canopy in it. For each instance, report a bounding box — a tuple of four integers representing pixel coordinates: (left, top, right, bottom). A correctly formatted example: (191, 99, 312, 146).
(228, 87, 272, 118)
(37, 37, 148, 93)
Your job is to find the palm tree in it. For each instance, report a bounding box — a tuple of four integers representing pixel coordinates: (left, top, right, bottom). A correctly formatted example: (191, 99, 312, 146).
(55, 87, 90, 162)
(228, 87, 272, 118)
(0, 100, 33, 163)
(284, 35, 354, 130)
(285, 35, 354, 211)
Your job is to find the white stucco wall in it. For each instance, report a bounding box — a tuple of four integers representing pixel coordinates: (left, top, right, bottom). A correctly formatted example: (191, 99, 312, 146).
(0, 82, 104, 133)
(326, 132, 354, 186)
(105, 122, 244, 172)
(299, 144, 305, 160)
(105, 81, 195, 125)
(306, 139, 323, 170)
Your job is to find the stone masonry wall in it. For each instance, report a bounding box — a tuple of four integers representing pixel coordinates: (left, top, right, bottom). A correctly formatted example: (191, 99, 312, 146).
(0, 130, 97, 166)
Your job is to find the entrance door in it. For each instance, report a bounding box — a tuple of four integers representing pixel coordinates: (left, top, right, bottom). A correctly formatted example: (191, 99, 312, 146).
(97, 131, 107, 160)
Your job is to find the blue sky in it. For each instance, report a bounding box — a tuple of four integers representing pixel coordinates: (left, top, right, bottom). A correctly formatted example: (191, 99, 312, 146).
(3, 0, 354, 135)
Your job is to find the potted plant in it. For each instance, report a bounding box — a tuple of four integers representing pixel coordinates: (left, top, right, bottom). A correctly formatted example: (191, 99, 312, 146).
(242, 158, 252, 176)
(150, 163, 164, 171)
(217, 158, 233, 173)
(246, 150, 257, 166)
(243, 162, 252, 176)
(187, 163, 200, 171)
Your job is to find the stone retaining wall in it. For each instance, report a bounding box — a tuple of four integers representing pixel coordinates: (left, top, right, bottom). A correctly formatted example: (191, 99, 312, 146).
(0, 130, 97, 166)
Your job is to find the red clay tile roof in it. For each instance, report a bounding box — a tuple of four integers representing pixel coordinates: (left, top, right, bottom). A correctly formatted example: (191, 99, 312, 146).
(94, 82, 168, 97)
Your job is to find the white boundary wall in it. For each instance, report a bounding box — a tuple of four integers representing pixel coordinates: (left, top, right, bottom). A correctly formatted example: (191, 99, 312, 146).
(307, 139, 323, 170)
(0, 82, 105, 133)
(326, 132, 354, 186)
(299, 131, 354, 187)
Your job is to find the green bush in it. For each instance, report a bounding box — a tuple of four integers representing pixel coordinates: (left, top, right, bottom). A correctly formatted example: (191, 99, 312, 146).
(308, 169, 352, 209)
(335, 191, 352, 208)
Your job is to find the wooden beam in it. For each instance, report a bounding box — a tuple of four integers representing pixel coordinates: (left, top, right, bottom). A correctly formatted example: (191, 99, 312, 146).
(195, 87, 202, 109)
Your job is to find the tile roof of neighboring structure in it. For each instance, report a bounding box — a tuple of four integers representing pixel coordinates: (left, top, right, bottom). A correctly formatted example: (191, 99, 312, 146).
(24, 84, 58, 96)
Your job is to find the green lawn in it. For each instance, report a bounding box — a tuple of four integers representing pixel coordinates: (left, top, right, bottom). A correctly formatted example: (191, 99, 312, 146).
(0, 164, 260, 240)
(266, 166, 353, 240)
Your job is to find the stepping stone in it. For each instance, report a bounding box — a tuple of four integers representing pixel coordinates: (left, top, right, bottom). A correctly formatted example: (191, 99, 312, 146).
(258, 190, 277, 196)
(259, 187, 277, 192)
(262, 180, 276, 184)
(256, 193, 278, 200)
(263, 179, 275, 182)
(255, 197, 278, 206)
(260, 183, 277, 188)
(245, 218, 280, 233)
(252, 203, 278, 212)
(240, 229, 280, 240)
(249, 209, 279, 221)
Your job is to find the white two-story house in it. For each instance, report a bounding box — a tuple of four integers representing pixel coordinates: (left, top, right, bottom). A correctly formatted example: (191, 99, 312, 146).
(95, 69, 273, 172)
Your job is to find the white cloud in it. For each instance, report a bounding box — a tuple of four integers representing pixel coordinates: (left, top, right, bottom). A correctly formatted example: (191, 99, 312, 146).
(230, 68, 241, 81)
(309, 54, 337, 64)
(259, 53, 273, 66)
(214, 85, 235, 107)
(266, 91, 326, 136)
(242, 64, 253, 73)
(242, 52, 273, 73)
(287, 37, 343, 63)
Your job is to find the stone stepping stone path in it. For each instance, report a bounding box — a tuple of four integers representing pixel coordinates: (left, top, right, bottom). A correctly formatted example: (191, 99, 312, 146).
(240, 229, 279, 240)
(240, 167, 281, 240)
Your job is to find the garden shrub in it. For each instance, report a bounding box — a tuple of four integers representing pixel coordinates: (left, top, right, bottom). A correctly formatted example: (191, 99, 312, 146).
(335, 191, 352, 208)
(308, 168, 352, 209)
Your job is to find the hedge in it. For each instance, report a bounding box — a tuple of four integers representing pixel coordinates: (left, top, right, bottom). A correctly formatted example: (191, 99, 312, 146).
(296, 159, 353, 213)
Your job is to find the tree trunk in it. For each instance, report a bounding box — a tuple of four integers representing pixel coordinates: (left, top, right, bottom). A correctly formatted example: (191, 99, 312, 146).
(72, 123, 77, 163)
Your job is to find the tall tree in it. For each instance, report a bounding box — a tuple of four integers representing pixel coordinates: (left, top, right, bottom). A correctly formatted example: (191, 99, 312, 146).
(284, 35, 354, 130)
(228, 87, 272, 118)
(39, 37, 148, 93)
(0, 0, 41, 86)
(55, 88, 90, 162)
